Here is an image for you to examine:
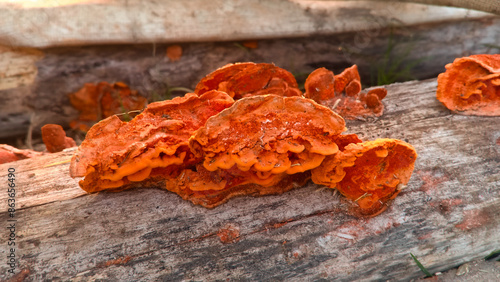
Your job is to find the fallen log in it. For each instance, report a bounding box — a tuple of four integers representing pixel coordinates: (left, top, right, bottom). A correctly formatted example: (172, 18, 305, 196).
(0, 79, 498, 281)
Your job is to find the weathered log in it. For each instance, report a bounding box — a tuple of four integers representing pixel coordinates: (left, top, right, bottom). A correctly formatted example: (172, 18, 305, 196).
(0, 0, 492, 48)
(1, 15, 499, 141)
(325, 0, 500, 15)
(0, 79, 498, 281)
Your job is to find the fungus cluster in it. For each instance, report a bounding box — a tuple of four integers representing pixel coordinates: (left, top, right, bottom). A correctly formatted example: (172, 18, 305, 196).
(194, 62, 302, 99)
(304, 65, 387, 119)
(167, 95, 346, 207)
(71, 63, 417, 215)
(437, 54, 500, 116)
(70, 91, 234, 193)
(69, 81, 148, 131)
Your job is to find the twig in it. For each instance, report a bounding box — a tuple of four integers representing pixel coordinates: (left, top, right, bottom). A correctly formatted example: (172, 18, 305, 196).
(25, 112, 36, 150)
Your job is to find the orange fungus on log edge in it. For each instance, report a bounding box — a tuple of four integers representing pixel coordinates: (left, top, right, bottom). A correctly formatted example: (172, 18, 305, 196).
(304, 65, 387, 119)
(312, 139, 417, 215)
(69, 81, 147, 132)
(41, 124, 76, 153)
(194, 62, 302, 99)
(437, 54, 500, 116)
(70, 91, 234, 193)
(166, 94, 347, 208)
(70, 63, 417, 216)
(0, 144, 42, 164)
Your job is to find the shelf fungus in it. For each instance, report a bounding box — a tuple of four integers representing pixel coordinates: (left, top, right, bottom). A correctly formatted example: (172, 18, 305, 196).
(41, 124, 76, 153)
(165, 94, 347, 207)
(0, 144, 43, 164)
(311, 139, 417, 215)
(70, 63, 417, 216)
(194, 62, 302, 99)
(437, 54, 500, 116)
(69, 81, 148, 132)
(304, 65, 387, 119)
(69, 91, 234, 193)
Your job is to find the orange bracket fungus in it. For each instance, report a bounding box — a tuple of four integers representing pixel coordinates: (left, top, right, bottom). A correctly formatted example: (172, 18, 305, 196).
(69, 81, 148, 132)
(41, 124, 76, 153)
(166, 94, 347, 207)
(312, 139, 417, 215)
(0, 144, 42, 164)
(304, 65, 387, 119)
(70, 91, 234, 193)
(194, 62, 302, 99)
(437, 54, 500, 116)
(70, 63, 417, 216)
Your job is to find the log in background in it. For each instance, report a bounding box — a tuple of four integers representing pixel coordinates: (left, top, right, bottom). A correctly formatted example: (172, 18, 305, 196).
(1, 15, 499, 140)
(0, 79, 499, 281)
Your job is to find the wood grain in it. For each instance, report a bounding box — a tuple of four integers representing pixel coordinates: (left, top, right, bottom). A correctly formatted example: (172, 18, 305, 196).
(325, 0, 500, 15)
(0, 79, 499, 281)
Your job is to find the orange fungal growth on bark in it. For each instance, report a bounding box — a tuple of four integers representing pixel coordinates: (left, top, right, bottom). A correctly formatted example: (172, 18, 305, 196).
(69, 90, 234, 193)
(164, 94, 346, 207)
(69, 81, 147, 132)
(334, 65, 361, 95)
(191, 95, 346, 175)
(69, 62, 417, 215)
(166, 163, 312, 208)
(166, 45, 183, 61)
(312, 139, 417, 215)
(437, 54, 500, 116)
(303, 67, 335, 102)
(304, 65, 387, 119)
(41, 124, 76, 153)
(331, 134, 363, 151)
(194, 62, 302, 99)
(0, 144, 42, 164)
(242, 40, 258, 49)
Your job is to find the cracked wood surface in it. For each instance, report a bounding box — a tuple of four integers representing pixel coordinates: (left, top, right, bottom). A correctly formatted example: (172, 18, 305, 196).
(0, 79, 499, 281)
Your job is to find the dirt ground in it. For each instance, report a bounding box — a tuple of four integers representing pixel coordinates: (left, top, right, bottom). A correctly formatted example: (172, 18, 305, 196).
(414, 259, 500, 281)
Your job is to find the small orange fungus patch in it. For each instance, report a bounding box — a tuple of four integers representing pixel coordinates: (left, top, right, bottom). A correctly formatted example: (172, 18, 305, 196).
(166, 45, 183, 61)
(69, 81, 147, 132)
(41, 124, 76, 153)
(194, 62, 302, 99)
(217, 224, 241, 244)
(304, 65, 387, 119)
(242, 40, 258, 49)
(100, 256, 132, 267)
(0, 144, 42, 164)
(312, 139, 417, 215)
(437, 54, 500, 116)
